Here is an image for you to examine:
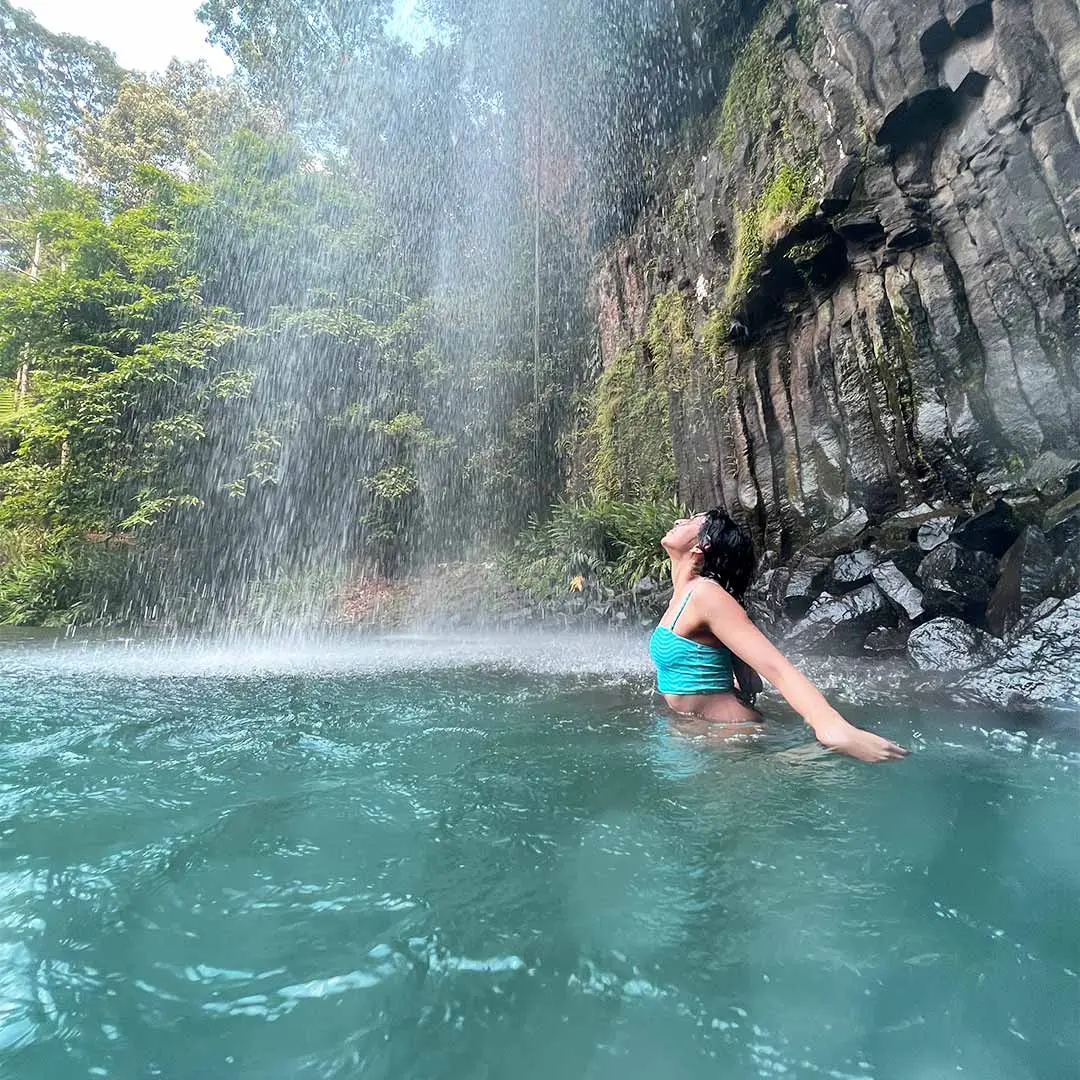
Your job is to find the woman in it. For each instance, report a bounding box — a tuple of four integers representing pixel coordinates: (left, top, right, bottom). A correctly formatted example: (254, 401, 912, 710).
(649, 509, 908, 763)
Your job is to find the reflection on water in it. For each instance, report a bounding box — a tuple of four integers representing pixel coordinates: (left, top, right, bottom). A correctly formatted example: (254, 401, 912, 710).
(0, 636, 1076, 1079)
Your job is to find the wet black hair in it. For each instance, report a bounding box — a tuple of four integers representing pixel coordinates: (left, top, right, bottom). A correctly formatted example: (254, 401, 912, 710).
(696, 508, 755, 601)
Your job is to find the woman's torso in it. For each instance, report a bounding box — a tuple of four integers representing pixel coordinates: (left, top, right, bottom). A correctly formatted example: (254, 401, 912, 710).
(649, 585, 760, 724)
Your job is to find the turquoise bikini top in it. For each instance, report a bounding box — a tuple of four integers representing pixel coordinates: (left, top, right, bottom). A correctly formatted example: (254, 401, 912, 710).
(648, 589, 735, 695)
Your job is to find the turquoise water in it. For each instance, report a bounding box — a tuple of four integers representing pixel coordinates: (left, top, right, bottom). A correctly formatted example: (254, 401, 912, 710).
(0, 635, 1077, 1079)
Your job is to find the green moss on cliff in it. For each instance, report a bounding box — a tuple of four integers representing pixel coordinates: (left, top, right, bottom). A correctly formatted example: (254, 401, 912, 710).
(645, 288, 693, 386)
(722, 161, 818, 315)
(716, 18, 781, 160)
(585, 289, 699, 499)
(714, 0, 823, 317)
(587, 345, 676, 500)
(701, 309, 732, 400)
(760, 161, 817, 243)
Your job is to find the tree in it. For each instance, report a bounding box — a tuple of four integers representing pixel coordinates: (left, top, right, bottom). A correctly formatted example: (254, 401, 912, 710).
(78, 60, 281, 205)
(0, 175, 246, 623)
(0, 0, 123, 173)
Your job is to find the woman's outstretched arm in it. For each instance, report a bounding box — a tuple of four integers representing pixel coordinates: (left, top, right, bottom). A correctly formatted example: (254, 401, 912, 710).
(700, 581, 908, 763)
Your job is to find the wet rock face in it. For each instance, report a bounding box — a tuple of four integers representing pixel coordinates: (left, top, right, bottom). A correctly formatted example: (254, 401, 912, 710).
(917, 541, 998, 619)
(957, 596, 1080, 709)
(592, 0, 1080, 551)
(784, 583, 894, 655)
(907, 616, 1000, 670)
(985, 526, 1057, 636)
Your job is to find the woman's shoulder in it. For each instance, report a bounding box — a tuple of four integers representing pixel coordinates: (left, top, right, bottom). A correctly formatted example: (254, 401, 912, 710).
(695, 576, 735, 598)
(695, 577, 743, 610)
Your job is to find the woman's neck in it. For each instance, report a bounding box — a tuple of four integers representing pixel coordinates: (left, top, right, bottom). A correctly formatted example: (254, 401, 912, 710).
(669, 557, 700, 594)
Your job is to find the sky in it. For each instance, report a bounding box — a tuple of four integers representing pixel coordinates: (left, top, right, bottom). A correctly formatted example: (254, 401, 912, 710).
(16, 0, 235, 75)
(17, 0, 435, 77)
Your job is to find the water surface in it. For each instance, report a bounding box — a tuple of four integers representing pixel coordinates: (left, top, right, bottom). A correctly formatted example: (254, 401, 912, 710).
(0, 634, 1076, 1079)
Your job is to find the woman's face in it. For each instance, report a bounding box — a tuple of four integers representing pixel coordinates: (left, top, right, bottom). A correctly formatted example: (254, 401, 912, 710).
(661, 513, 706, 554)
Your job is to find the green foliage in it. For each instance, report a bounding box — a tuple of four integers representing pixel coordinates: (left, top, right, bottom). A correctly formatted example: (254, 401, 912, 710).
(0, 179, 245, 621)
(0, 0, 123, 172)
(723, 160, 819, 315)
(78, 61, 278, 206)
(364, 465, 419, 501)
(587, 345, 677, 501)
(505, 494, 684, 603)
(0, 525, 128, 625)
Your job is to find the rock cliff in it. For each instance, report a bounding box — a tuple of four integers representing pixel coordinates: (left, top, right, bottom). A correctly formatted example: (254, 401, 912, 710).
(591, 0, 1080, 555)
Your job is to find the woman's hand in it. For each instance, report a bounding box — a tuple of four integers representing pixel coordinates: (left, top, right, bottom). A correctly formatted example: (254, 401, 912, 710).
(811, 713, 908, 763)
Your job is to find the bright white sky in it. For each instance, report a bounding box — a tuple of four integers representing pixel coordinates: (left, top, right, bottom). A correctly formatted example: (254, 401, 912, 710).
(18, 0, 434, 77)
(17, 0, 235, 75)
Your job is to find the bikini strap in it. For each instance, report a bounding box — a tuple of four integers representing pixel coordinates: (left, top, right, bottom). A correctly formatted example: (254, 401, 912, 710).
(670, 589, 695, 629)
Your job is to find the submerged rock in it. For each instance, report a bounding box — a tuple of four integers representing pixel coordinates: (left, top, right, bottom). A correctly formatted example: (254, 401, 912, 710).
(784, 583, 893, 655)
(957, 596, 1080, 710)
(863, 626, 912, 655)
(907, 617, 999, 671)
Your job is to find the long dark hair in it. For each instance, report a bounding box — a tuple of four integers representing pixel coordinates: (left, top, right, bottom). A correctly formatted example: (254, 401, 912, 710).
(696, 508, 755, 600)
(696, 508, 761, 705)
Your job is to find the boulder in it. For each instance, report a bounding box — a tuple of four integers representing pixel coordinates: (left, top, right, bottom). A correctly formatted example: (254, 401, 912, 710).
(1045, 490, 1080, 547)
(863, 626, 912, 654)
(985, 526, 1057, 637)
(1022, 452, 1080, 502)
(831, 549, 877, 587)
(952, 498, 1021, 558)
(957, 596, 1080, 710)
(874, 502, 939, 545)
(632, 576, 660, 596)
(784, 583, 894, 655)
(917, 541, 998, 617)
(871, 560, 925, 620)
(917, 515, 958, 552)
(805, 509, 870, 556)
(906, 616, 1000, 671)
(1048, 537, 1080, 599)
(770, 555, 832, 618)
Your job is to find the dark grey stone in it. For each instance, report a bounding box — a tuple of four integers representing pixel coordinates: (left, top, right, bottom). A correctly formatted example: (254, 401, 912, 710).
(1045, 490, 1080, 545)
(872, 561, 925, 620)
(917, 516, 957, 551)
(952, 499, 1022, 558)
(831, 549, 878, 586)
(784, 583, 894, 655)
(985, 526, 1057, 637)
(957, 596, 1080, 709)
(907, 616, 1000, 670)
(770, 556, 833, 618)
(805, 509, 870, 556)
(917, 541, 998, 615)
